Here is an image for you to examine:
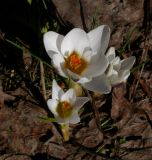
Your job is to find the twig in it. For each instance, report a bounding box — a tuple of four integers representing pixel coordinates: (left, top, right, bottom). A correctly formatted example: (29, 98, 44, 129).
(131, 41, 148, 102)
(144, 110, 152, 129)
(84, 89, 102, 132)
(143, 0, 151, 37)
(40, 61, 46, 100)
(79, 0, 88, 32)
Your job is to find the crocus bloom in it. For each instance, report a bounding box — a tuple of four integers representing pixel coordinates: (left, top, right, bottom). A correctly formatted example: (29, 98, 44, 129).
(84, 47, 135, 93)
(47, 80, 89, 124)
(43, 25, 110, 92)
(106, 47, 135, 85)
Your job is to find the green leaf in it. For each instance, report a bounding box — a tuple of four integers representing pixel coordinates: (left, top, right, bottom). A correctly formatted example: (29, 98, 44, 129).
(41, 22, 49, 34)
(37, 116, 56, 123)
(27, 0, 32, 5)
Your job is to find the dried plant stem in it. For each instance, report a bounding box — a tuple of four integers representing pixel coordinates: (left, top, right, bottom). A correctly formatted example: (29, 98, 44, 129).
(40, 61, 46, 100)
(85, 89, 101, 130)
(131, 41, 148, 102)
(79, 0, 88, 32)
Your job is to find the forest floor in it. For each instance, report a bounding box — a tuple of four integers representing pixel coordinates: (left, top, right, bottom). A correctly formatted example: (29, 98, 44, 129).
(0, 0, 152, 160)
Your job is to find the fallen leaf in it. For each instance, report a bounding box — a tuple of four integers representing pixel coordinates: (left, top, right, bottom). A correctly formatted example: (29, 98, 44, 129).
(111, 83, 133, 129)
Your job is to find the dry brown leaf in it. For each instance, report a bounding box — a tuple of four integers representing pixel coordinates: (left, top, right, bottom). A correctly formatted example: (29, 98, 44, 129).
(0, 83, 15, 108)
(0, 90, 4, 108)
(0, 154, 31, 160)
(139, 71, 152, 98)
(111, 83, 133, 129)
(115, 100, 152, 159)
(75, 119, 103, 148)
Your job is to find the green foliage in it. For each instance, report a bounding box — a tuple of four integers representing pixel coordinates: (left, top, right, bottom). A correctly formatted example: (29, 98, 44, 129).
(118, 136, 127, 144)
(41, 22, 49, 34)
(96, 136, 127, 156)
(118, 25, 137, 55)
(38, 116, 56, 123)
(100, 115, 116, 131)
(27, 0, 32, 5)
(90, 6, 100, 29)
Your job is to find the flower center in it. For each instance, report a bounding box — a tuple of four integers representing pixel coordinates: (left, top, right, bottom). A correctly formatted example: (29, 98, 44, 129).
(56, 101, 72, 118)
(64, 51, 88, 75)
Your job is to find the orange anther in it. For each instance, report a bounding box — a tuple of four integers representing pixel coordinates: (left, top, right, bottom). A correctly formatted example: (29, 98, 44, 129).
(57, 101, 72, 118)
(64, 51, 88, 75)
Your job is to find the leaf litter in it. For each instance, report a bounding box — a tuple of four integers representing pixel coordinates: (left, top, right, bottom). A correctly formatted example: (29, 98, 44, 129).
(0, 0, 152, 159)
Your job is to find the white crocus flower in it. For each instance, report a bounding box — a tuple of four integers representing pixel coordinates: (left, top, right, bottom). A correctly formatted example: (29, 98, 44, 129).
(105, 47, 135, 85)
(84, 47, 135, 93)
(43, 25, 110, 93)
(47, 80, 89, 124)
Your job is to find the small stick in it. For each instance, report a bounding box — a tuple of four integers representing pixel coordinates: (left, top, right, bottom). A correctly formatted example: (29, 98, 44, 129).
(40, 61, 46, 100)
(131, 41, 148, 102)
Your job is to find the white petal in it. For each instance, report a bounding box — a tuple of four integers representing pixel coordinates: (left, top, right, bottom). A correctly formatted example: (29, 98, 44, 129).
(52, 54, 67, 78)
(113, 62, 121, 71)
(88, 25, 110, 55)
(109, 74, 118, 84)
(77, 77, 91, 84)
(61, 28, 90, 56)
(106, 64, 113, 77)
(118, 70, 130, 81)
(82, 49, 92, 63)
(67, 69, 80, 81)
(111, 70, 118, 76)
(66, 69, 91, 84)
(83, 74, 111, 94)
(47, 99, 58, 116)
(61, 89, 76, 104)
(112, 56, 120, 65)
(69, 113, 80, 124)
(74, 97, 89, 111)
(112, 70, 130, 85)
(121, 56, 135, 70)
(52, 80, 64, 100)
(83, 54, 108, 78)
(43, 31, 64, 58)
(106, 47, 116, 62)
(54, 115, 70, 124)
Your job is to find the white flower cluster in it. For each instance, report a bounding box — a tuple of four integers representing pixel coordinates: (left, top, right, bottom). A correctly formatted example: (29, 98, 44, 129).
(43, 25, 135, 125)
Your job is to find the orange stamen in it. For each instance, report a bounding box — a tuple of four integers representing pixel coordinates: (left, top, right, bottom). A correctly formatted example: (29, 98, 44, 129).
(64, 51, 88, 75)
(57, 101, 72, 118)
(62, 101, 71, 110)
